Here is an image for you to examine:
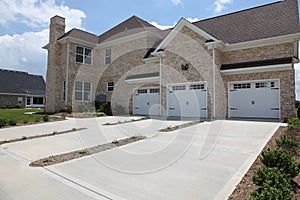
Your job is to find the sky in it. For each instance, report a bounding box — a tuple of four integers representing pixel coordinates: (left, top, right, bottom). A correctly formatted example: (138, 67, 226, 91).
(0, 0, 299, 100)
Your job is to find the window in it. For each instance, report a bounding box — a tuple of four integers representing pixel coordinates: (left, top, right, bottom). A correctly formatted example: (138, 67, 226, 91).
(190, 84, 205, 90)
(233, 83, 251, 89)
(137, 89, 147, 94)
(75, 81, 92, 102)
(105, 48, 111, 64)
(107, 82, 114, 92)
(271, 82, 275, 88)
(17, 97, 23, 104)
(33, 97, 44, 105)
(255, 82, 268, 88)
(150, 88, 159, 93)
(172, 85, 186, 91)
(76, 46, 92, 64)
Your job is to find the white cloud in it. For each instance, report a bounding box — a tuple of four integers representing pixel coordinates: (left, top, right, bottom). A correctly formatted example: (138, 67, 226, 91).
(213, 0, 233, 13)
(0, 29, 49, 77)
(171, 0, 182, 6)
(0, 0, 86, 30)
(150, 21, 175, 30)
(186, 18, 200, 23)
(0, 0, 86, 78)
(295, 63, 300, 100)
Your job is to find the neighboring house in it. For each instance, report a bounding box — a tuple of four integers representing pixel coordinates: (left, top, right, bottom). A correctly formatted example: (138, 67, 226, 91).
(45, 0, 300, 119)
(0, 69, 46, 108)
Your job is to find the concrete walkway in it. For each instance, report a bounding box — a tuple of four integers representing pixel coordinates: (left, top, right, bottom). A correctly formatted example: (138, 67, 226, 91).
(0, 118, 281, 200)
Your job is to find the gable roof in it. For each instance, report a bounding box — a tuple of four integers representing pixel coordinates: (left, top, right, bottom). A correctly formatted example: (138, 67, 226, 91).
(98, 16, 162, 43)
(0, 69, 46, 96)
(59, 28, 99, 44)
(193, 0, 300, 44)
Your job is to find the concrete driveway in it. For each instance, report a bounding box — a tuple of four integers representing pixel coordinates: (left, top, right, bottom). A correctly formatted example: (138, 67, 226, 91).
(0, 117, 281, 200)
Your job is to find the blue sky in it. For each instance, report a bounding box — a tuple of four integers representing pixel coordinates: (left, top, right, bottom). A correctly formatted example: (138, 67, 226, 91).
(0, 0, 299, 99)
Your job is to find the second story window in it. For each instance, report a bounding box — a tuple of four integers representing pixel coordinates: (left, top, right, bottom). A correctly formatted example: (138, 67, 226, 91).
(105, 48, 111, 64)
(76, 46, 92, 64)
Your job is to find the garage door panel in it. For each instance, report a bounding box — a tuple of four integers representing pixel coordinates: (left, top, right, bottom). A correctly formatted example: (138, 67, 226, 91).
(167, 83, 207, 118)
(229, 81, 280, 119)
(134, 88, 160, 116)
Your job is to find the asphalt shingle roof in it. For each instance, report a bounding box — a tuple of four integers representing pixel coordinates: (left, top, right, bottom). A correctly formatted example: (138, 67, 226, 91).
(0, 69, 46, 96)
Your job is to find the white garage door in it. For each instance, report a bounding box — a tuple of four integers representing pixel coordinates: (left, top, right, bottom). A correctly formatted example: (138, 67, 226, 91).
(167, 82, 207, 118)
(228, 80, 280, 119)
(134, 88, 160, 116)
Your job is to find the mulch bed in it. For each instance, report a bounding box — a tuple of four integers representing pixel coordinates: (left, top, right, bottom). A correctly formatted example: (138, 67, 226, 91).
(29, 136, 147, 167)
(159, 120, 203, 132)
(103, 117, 147, 126)
(228, 127, 300, 200)
(0, 128, 87, 145)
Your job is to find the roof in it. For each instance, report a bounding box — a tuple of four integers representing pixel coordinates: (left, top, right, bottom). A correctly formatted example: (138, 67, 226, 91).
(126, 72, 159, 80)
(57, 0, 300, 45)
(220, 57, 293, 71)
(194, 0, 300, 44)
(0, 69, 46, 96)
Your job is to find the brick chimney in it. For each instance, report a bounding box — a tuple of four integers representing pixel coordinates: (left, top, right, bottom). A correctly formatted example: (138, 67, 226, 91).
(49, 15, 65, 43)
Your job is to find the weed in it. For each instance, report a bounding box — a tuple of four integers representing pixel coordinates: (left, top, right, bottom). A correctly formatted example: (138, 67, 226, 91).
(21, 136, 27, 140)
(130, 136, 138, 140)
(43, 115, 49, 122)
(22, 119, 28, 124)
(35, 117, 41, 122)
(112, 139, 119, 144)
(72, 128, 77, 131)
(43, 156, 54, 163)
(52, 131, 58, 135)
(79, 149, 88, 155)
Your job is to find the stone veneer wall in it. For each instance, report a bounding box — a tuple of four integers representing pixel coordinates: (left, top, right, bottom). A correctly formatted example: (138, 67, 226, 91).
(222, 69, 295, 118)
(222, 43, 294, 64)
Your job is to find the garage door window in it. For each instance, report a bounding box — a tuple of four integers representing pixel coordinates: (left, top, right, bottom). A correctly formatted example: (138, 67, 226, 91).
(172, 85, 186, 91)
(137, 89, 147, 94)
(233, 83, 251, 89)
(255, 82, 268, 88)
(150, 88, 159, 93)
(190, 84, 205, 90)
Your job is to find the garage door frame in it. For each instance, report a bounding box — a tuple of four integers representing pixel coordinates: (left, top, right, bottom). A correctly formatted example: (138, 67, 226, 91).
(133, 87, 160, 116)
(228, 79, 281, 119)
(166, 81, 208, 118)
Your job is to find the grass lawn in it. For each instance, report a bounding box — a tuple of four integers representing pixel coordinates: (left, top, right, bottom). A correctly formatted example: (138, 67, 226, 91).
(0, 108, 47, 124)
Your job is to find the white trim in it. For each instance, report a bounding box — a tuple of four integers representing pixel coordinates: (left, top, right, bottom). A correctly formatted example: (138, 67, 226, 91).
(222, 33, 300, 52)
(125, 76, 159, 84)
(221, 63, 292, 75)
(59, 37, 97, 48)
(227, 79, 281, 119)
(153, 18, 217, 54)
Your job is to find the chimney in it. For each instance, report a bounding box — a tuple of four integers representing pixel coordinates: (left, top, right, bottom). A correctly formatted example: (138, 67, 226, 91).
(49, 15, 65, 43)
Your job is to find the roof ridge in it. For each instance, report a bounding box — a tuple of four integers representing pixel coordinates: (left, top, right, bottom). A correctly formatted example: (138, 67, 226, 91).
(193, 0, 284, 24)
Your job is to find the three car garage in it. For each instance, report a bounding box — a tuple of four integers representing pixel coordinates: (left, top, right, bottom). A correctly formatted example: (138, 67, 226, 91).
(133, 80, 280, 119)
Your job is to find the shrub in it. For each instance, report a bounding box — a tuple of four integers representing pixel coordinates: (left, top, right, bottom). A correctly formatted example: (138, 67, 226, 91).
(287, 118, 300, 129)
(102, 102, 112, 116)
(22, 119, 28, 124)
(43, 115, 49, 122)
(66, 103, 73, 114)
(78, 102, 95, 113)
(261, 148, 300, 178)
(276, 135, 299, 153)
(8, 119, 17, 126)
(15, 103, 22, 108)
(250, 184, 293, 200)
(0, 117, 7, 128)
(252, 167, 291, 187)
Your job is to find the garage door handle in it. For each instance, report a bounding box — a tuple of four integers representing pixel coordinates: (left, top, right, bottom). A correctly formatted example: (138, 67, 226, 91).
(230, 90, 237, 92)
(135, 107, 139, 109)
(201, 108, 207, 110)
(271, 108, 279, 110)
(271, 88, 279, 90)
(201, 90, 207, 92)
(169, 108, 175, 110)
(230, 108, 238, 110)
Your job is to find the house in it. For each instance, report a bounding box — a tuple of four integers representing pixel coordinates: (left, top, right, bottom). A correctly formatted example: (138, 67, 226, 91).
(44, 0, 300, 119)
(0, 69, 46, 108)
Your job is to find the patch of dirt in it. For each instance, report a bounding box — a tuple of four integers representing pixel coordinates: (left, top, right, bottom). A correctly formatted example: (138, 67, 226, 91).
(0, 128, 87, 145)
(103, 117, 147, 126)
(228, 127, 300, 200)
(159, 120, 203, 132)
(30, 136, 147, 167)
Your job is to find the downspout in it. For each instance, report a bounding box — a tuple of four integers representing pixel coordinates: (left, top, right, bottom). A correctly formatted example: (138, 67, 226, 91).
(159, 55, 162, 116)
(212, 47, 216, 120)
(65, 42, 69, 107)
